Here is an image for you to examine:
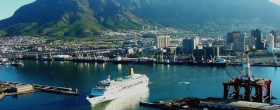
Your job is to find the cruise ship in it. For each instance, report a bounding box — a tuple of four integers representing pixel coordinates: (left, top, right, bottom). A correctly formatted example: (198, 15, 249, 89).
(86, 68, 149, 105)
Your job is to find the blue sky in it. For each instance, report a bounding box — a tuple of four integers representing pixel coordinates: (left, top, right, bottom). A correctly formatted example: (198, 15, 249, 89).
(0, 0, 35, 20)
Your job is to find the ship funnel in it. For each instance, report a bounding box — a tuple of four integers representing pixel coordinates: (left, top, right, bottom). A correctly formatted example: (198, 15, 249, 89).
(129, 68, 134, 76)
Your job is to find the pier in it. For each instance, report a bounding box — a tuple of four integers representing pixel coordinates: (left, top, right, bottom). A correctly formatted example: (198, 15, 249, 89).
(139, 97, 280, 110)
(0, 81, 79, 100)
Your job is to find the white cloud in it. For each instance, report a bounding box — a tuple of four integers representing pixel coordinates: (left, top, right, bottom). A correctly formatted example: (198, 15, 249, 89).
(270, 0, 280, 5)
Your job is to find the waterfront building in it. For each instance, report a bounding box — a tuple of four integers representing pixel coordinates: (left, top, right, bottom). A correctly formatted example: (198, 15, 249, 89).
(156, 36, 170, 48)
(109, 49, 127, 56)
(193, 49, 206, 61)
(267, 34, 275, 53)
(234, 32, 246, 52)
(226, 32, 233, 44)
(204, 46, 219, 59)
(126, 48, 134, 54)
(197, 45, 203, 49)
(251, 29, 265, 50)
(227, 31, 246, 52)
(182, 38, 196, 54)
(245, 37, 256, 49)
(270, 30, 279, 44)
(166, 46, 177, 54)
(226, 31, 241, 44)
(194, 36, 200, 47)
(267, 33, 280, 53)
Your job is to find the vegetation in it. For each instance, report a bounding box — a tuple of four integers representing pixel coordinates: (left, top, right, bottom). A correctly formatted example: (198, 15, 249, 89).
(1, 0, 280, 37)
(142, 33, 157, 38)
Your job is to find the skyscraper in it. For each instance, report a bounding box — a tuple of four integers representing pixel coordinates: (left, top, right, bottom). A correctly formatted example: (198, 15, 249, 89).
(227, 31, 242, 44)
(251, 29, 264, 50)
(234, 32, 246, 52)
(156, 36, 170, 48)
(270, 30, 280, 44)
(183, 38, 197, 54)
(226, 32, 234, 44)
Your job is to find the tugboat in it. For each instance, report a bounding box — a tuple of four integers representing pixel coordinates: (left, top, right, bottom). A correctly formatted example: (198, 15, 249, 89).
(11, 61, 24, 66)
(95, 55, 107, 63)
(40, 54, 53, 61)
(112, 56, 129, 64)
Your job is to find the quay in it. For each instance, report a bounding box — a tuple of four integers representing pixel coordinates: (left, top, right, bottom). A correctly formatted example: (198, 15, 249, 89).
(139, 97, 280, 110)
(2, 50, 280, 67)
(0, 81, 79, 100)
(33, 84, 79, 96)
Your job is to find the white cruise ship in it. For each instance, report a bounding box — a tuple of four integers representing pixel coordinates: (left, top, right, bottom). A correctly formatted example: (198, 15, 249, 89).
(86, 68, 149, 105)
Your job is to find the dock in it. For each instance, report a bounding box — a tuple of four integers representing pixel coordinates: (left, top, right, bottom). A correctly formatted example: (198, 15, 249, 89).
(0, 93, 5, 100)
(0, 81, 79, 98)
(33, 84, 79, 96)
(139, 97, 280, 110)
(202, 97, 280, 110)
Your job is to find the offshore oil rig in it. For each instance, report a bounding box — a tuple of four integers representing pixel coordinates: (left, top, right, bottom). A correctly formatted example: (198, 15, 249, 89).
(139, 48, 279, 109)
(223, 48, 272, 103)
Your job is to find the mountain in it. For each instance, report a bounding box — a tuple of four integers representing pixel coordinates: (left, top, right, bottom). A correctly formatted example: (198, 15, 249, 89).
(126, 0, 280, 31)
(0, 0, 150, 37)
(1, 0, 280, 37)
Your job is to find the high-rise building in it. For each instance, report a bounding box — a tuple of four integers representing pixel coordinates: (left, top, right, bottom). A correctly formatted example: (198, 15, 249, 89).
(194, 36, 200, 46)
(268, 34, 274, 53)
(245, 37, 256, 49)
(271, 30, 277, 44)
(251, 29, 264, 50)
(226, 32, 233, 44)
(204, 46, 220, 59)
(227, 31, 242, 44)
(156, 36, 170, 48)
(183, 38, 197, 53)
(226, 31, 246, 52)
(193, 49, 206, 61)
(234, 32, 246, 52)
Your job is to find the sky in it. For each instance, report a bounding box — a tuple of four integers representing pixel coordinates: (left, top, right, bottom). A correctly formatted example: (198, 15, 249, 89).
(0, 0, 280, 20)
(0, 0, 35, 20)
(270, 0, 280, 5)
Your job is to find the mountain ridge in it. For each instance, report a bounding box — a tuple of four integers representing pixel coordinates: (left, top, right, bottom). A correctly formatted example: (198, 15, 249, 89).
(1, 0, 280, 37)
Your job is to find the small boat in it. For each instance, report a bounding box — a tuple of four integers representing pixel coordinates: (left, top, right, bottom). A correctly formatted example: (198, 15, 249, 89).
(40, 55, 53, 61)
(178, 81, 190, 85)
(95, 55, 107, 63)
(11, 61, 24, 66)
(112, 56, 129, 64)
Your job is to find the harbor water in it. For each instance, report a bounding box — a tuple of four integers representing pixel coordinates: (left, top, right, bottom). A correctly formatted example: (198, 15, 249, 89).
(0, 60, 280, 110)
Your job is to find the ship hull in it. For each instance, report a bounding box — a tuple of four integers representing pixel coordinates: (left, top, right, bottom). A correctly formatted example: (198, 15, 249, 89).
(187, 62, 227, 67)
(112, 60, 129, 64)
(86, 78, 149, 105)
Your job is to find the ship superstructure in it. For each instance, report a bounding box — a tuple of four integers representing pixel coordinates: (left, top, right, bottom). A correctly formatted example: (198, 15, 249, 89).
(86, 68, 149, 105)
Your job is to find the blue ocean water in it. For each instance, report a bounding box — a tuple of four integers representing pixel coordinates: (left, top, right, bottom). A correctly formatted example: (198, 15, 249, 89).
(0, 61, 279, 110)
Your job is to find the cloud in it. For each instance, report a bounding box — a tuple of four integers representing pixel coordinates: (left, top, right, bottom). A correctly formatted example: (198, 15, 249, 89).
(269, 0, 280, 5)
